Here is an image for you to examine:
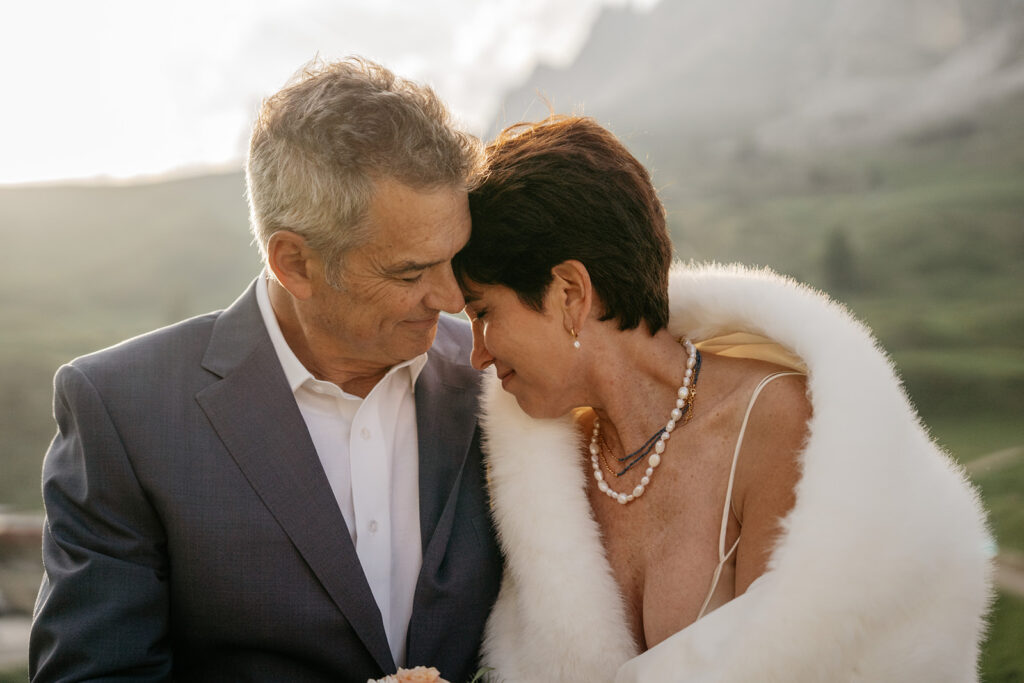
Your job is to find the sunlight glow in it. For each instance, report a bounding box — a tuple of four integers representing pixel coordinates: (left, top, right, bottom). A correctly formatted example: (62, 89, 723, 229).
(0, 0, 659, 185)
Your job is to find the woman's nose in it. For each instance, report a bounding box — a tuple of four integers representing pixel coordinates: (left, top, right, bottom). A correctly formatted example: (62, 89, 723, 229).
(470, 321, 494, 370)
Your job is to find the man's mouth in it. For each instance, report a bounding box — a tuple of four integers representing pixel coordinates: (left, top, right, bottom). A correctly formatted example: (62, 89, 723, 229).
(404, 315, 439, 328)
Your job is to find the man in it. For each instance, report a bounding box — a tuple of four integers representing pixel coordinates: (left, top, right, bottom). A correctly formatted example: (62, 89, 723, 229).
(30, 57, 502, 682)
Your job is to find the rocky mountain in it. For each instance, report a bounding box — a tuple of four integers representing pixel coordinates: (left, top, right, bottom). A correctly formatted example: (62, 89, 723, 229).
(492, 0, 1024, 155)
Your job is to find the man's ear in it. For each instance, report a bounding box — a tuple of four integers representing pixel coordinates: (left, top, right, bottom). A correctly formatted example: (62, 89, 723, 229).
(550, 260, 593, 334)
(266, 231, 316, 300)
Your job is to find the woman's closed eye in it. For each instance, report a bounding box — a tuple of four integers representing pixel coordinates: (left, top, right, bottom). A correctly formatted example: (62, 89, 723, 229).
(463, 301, 487, 321)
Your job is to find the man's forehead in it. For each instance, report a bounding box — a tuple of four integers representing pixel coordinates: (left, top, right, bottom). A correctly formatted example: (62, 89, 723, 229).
(362, 185, 469, 241)
(366, 177, 468, 216)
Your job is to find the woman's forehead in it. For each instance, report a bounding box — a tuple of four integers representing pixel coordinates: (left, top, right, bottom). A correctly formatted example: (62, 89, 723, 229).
(459, 278, 488, 302)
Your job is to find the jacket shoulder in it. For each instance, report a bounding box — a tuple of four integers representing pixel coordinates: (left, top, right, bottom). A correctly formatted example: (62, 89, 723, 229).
(65, 311, 221, 385)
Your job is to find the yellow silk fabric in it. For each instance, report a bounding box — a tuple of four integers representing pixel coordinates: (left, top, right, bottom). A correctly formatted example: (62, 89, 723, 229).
(695, 332, 807, 373)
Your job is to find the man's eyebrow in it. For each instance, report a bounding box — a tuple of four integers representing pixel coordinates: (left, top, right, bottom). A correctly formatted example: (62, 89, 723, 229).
(382, 259, 443, 275)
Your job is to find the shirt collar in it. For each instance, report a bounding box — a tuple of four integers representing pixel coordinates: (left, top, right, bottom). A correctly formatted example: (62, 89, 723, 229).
(255, 272, 428, 396)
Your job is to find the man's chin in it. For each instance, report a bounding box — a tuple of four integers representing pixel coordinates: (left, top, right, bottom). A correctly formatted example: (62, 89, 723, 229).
(397, 321, 439, 356)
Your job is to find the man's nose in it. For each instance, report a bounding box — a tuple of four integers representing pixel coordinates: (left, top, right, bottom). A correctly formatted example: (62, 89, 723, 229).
(426, 262, 465, 314)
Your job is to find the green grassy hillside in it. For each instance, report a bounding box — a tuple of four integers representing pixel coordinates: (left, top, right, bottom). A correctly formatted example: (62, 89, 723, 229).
(0, 171, 258, 510)
(656, 92, 1024, 463)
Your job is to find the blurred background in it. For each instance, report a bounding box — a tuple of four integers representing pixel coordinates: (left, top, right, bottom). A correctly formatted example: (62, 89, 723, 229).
(1, 0, 1022, 678)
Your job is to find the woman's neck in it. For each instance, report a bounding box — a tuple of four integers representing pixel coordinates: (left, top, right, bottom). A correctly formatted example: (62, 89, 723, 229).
(585, 327, 693, 453)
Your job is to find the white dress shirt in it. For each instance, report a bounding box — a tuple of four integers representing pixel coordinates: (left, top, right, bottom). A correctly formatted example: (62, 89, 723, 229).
(256, 274, 425, 667)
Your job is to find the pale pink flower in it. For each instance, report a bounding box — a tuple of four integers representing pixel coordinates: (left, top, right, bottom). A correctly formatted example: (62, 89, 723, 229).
(369, 666, 450, 683)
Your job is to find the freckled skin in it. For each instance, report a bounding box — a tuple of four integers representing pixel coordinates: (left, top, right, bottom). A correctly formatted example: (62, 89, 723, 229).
(466, 275, 810, 650)
(580, 358, 808, 648)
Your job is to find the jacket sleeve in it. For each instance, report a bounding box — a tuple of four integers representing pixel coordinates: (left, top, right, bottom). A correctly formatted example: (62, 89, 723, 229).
(30, 363, 172, 682)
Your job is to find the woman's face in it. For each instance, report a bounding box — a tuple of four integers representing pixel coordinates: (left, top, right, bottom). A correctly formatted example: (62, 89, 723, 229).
(463, 282, 579, 418)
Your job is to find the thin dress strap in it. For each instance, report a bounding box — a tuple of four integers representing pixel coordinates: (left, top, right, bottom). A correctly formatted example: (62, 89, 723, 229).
(696, 371, 805, 620)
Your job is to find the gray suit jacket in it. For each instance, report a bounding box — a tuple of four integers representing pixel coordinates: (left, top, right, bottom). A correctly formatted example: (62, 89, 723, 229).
(30, 281, 503, 682)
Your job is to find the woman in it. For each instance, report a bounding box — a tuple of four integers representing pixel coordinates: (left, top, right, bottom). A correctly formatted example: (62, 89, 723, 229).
(453, 116, 992, 682)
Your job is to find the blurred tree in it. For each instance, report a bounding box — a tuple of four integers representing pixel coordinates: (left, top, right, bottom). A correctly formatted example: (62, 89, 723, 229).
(823, 226, 863, 294)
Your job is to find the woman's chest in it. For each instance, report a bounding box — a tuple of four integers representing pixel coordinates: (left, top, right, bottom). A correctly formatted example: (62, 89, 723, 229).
(588, 447, 741, 648)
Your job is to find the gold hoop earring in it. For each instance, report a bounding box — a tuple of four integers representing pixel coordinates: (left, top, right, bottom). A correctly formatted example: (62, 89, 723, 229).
(571, 327, 581, 350)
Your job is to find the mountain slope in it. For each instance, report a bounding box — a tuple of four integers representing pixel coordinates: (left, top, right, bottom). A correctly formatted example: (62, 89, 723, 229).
(494, 0, 1024, 153)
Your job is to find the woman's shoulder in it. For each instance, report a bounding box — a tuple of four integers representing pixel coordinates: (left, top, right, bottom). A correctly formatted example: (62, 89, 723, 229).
(702, 353, 810, 514)
(699, 354, 810, 431)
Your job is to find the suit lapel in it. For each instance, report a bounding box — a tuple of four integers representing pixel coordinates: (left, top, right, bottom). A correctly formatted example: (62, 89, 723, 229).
(195, 282, 395, 673)
(414, 354, 480, 568)
(406, 349, 486, 672)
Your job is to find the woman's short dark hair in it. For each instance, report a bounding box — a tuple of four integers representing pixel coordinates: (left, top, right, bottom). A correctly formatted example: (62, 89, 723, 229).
(454, 115, 673, 333)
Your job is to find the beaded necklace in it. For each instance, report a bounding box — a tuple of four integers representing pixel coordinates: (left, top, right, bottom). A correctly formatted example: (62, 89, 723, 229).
(590, 339, 701, 505)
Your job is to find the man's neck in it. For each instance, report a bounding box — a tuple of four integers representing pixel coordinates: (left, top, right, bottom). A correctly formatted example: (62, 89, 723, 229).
(267, 279, 392, 398)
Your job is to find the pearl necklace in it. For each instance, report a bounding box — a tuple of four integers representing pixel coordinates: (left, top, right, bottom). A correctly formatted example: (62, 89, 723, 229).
(590, 339, 699, 505)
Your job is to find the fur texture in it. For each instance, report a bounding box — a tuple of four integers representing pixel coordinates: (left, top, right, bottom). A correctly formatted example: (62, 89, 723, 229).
(480, 264, 993, 683)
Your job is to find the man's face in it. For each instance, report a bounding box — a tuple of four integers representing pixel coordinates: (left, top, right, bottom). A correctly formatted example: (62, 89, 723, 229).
(306, 177, 471, 371)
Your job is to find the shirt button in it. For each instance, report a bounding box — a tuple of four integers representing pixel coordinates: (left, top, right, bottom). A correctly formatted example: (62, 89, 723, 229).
(360, 427, 371, 440)
(368, 520, 379, 533)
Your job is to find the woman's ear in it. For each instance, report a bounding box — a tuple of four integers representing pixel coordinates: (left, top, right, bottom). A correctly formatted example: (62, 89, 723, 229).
(550, 260, 593, 333)
(266, 230, 316, 300)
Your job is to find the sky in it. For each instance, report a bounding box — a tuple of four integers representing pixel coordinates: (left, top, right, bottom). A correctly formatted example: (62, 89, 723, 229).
(1, 0, 660, 185)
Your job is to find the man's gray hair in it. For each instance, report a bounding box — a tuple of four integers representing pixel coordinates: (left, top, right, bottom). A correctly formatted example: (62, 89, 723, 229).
(246, 56, 482, 284)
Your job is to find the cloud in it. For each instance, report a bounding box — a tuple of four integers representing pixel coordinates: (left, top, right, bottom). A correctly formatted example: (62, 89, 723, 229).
(0, 0, 657, 183)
